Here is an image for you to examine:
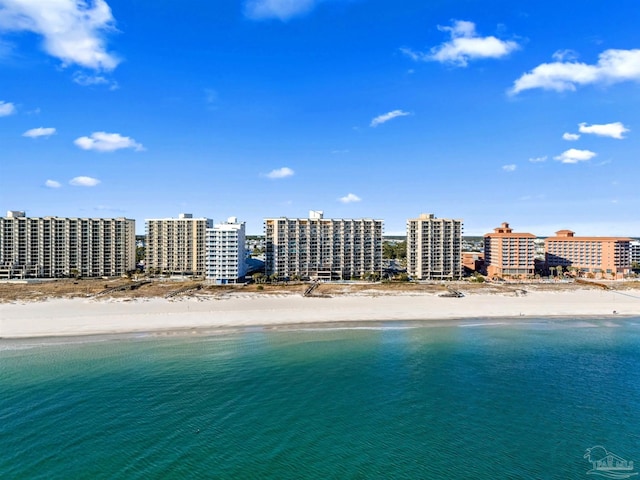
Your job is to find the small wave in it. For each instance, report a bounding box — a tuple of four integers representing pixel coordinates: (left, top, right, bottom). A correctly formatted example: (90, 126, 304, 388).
(297, 326, 417, 332)
(458, 322, 510, 328)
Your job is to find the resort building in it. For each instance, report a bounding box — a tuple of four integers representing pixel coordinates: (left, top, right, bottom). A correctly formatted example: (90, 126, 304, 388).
(145, 213, 212, 276)
(462, 252, 484, 275)
(264, 210, 383, 281)
(205, 217, 247, 284)
(0, 210, 135, 279)
(545, 230, 632, 279)
(483, 222, 536, 278)
(406, 213, 463, 280)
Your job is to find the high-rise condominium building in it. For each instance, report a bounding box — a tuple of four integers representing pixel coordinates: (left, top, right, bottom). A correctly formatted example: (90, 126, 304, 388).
(483, 222, 536, 278)
(264, 210, 383, 281)
(406, 213, 463, 280)
(631, 240, 640, 267)
(145, 213, 212, 276)
(545, 230, 632, 278)
(205, 217, 247, 284)
(0, 210, 135, 279)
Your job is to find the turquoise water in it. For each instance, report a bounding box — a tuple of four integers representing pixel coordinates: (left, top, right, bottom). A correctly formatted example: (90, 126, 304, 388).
(2, 318, 640, 479)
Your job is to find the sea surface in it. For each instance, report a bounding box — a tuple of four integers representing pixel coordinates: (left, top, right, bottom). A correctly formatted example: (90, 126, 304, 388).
(2, 317, 640, 479)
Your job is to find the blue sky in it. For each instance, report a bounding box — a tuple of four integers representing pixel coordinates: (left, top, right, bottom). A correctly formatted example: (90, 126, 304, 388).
(1, 0, 639, 236)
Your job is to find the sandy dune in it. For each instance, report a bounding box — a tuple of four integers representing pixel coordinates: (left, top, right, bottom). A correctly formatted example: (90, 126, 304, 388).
(2, 288, 640, 338)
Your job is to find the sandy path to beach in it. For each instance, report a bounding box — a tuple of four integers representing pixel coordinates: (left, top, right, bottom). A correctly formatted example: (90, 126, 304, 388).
(2, 289, 640, 338)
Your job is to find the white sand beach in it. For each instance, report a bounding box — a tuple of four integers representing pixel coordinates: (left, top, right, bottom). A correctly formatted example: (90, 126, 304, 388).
(2, 288, 640, 338)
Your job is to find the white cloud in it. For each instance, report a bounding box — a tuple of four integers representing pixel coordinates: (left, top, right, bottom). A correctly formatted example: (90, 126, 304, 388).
(554, 148, 597, 164)
(370, 109, 411, 127)
(266, 167, 294, 179)
(69, 176, 100, 186)
(23, 127, 56, 138)
(552, 49, 578, 62)
(339, 193, 361, 203)
(578, 122, 629, 139)
(44, 179, 61, 188)
(244, 0, 317, 20)
(528, 156, 547, 163)
(74, 132, 144, 152)
(403, 20, 519, 67)
(0, 100, 16, 116)
(502, 164, 516, 172)
(510, 48, 640, 95)
(562, 132, 580, 141)
(72, 72, 118, 89)
(0, 0, 119, 71)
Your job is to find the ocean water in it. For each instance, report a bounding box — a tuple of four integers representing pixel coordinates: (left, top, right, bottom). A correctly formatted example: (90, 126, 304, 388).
(2, 318, 640, 479)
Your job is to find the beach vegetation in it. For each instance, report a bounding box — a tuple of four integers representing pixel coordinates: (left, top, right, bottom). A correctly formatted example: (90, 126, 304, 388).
(362, 272, 381, 282)
(252, 272, 266, 284)
(383, 241, 407, 260)
(469, 273, 485, 283)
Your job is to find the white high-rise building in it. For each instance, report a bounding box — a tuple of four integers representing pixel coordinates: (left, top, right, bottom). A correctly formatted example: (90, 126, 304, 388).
(0, 210, 135, 279)
(406, 213, 463, 280)
(631, 240, 640, 267)
(205, 217, 247, 284)
(264, 210, 383, 281)
(145, 213, 212, 276)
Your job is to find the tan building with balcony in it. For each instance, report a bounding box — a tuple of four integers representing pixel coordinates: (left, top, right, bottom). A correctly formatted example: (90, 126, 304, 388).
(264, 210, 383, 281)
(145, 213, 212, 276)
(0, 210, 135, 279)
(483, 222, 536, 278)
(406, 213, 463, 280)
(545, 230, 632, 279)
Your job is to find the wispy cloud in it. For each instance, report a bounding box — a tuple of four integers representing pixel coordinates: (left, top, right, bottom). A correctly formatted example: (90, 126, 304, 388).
(578, 122, 629, 139)
(44, 179, 61, 188)
(0, 100, 16, 116)
(23, 127, 56, 138)
(554, 148, 596, 164)
(266, 167, 294, 179)
(69, 176, 100, 187)
(528, 156, 547, 163)
(510, 48, 640, 94)
(502, 164, 516, 172)
(370, 109, 411, 127)
(562, 132, 580, 141)
(338, 193, 361, 203)
(402, 20, 519, 67)
(74, 132, 144, 152)
(244, 0, 318, 20)
(72, 72, 118, 89)
(0, 0, 120, 71)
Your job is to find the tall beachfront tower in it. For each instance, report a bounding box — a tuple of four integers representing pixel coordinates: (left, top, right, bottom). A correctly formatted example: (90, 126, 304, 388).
(0, 210, 135, 279)
(145, 213, 212, 276)
(631, 240, 640, 268)
(406, 213, 463, 280)
(545, 230, 632, 279)
(483, 222, 536, 279)
(264, 210, 383, 281)
(205, 217, 247, 284)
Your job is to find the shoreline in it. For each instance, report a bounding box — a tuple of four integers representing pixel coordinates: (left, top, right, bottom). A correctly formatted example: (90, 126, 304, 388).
(2, 288, 640, 339)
